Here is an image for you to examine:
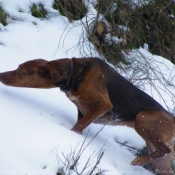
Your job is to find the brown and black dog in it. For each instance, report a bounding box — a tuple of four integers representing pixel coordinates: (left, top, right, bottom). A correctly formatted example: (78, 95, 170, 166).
(0, 57, 174, 174)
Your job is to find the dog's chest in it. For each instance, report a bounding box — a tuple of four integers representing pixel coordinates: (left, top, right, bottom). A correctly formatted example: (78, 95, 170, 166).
(65, 91, 89, 115)
(66, 91, 79, 101)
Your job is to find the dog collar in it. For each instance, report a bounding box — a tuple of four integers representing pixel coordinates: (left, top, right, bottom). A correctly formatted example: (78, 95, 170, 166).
(61, 59, 74, 92)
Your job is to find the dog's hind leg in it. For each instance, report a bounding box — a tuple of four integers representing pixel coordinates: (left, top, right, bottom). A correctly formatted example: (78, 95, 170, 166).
(146, 140, 174, 175)
(131, 110, 174, 175)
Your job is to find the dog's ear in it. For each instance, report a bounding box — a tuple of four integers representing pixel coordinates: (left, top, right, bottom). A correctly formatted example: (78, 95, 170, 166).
(38, 64, 60, 83)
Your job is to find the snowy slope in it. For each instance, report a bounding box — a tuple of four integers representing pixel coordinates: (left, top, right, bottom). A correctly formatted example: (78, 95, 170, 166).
(0, 1, 174, 175)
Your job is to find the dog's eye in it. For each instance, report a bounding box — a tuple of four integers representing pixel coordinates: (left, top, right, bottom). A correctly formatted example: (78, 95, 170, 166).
(18, 70, 23, 75)
(38, 66, 51, 78)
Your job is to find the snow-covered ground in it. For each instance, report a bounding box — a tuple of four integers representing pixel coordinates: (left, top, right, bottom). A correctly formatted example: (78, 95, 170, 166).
(0, 1, 174, 175)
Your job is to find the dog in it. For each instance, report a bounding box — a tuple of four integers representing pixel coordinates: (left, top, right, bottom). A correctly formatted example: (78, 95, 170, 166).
(0, 57, 174, 174)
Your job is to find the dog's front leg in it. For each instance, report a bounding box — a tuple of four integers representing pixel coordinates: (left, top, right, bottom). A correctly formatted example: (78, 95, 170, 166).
(71, 99, 113, 134)
(77, 110, 84, 121)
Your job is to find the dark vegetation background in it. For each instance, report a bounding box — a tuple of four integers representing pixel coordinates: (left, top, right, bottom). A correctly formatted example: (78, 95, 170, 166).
(1, 0, 175, 65)
(52, 0, 175, 66)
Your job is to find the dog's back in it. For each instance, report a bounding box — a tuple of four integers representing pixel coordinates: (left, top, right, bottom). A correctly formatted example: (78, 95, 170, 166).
(74, 57, 165, 121)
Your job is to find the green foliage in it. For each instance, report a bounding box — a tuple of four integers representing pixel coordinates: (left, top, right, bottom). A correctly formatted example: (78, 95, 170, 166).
(53, 0, 87, 21)
(53, 2, 64, 16)
(0, 5, 7, 26)
(30, 3, 47, 19)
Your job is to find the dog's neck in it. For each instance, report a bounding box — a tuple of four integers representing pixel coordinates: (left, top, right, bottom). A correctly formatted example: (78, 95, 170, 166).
(60, 59, 74, 92)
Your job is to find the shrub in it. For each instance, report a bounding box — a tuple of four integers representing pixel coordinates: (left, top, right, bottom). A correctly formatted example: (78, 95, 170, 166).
(127, 0, 175, 64)
(53, 0, 87, 21)
(90, 0, 175, 64)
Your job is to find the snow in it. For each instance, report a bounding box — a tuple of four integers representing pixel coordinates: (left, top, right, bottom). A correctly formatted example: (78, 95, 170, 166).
(0, 1, 174, 175)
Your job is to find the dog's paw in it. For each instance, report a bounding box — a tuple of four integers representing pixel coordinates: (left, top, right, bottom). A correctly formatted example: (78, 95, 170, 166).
(131, 156, 149, 166)
(71, 127, 82, 135)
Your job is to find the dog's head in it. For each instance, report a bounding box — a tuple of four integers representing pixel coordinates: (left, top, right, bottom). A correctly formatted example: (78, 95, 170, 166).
(0, 58, 71, 88)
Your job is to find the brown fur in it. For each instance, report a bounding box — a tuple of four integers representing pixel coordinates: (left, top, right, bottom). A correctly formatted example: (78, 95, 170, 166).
(0, 57, 174, 174)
